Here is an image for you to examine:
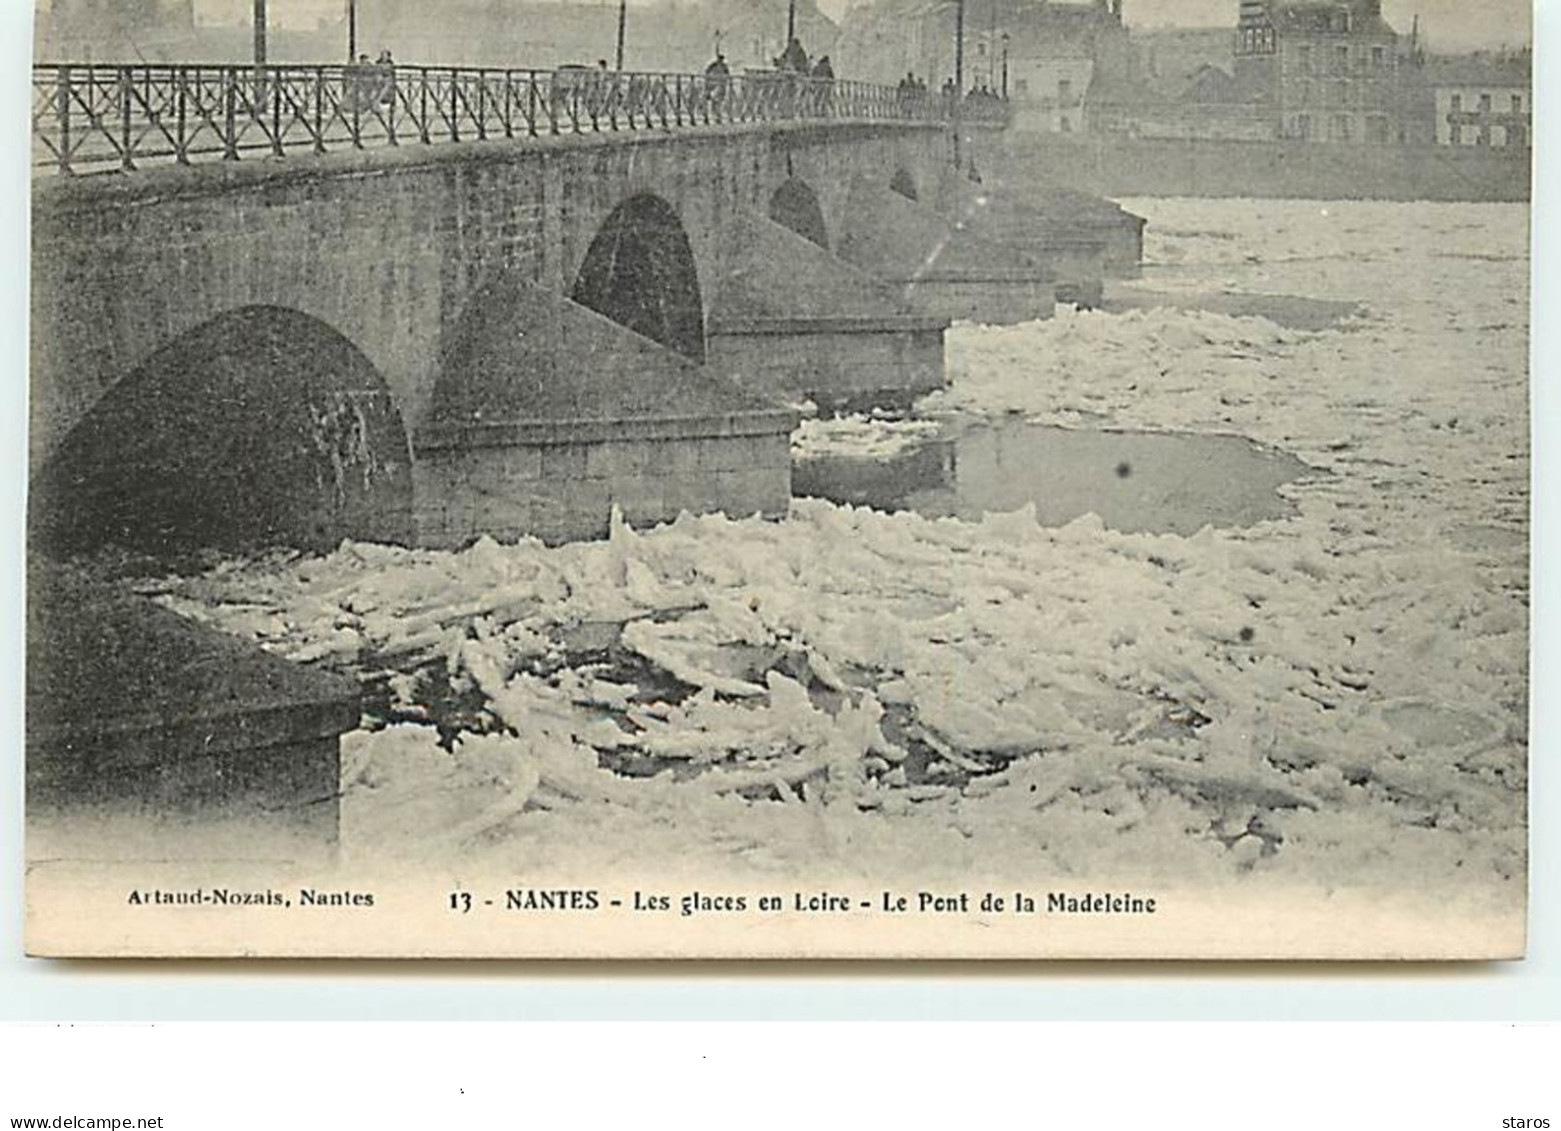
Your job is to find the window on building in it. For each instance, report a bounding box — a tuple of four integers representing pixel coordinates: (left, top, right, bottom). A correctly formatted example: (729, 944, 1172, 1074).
(1480, 92, 1492, 112)
(1298, 44, 1312, 72)
(1334, 45, 1349, 73)
(1060, 115, 1072, 133)
(1450, 123, 1462, 145)
(1512, 93, 1523, 113)
(1450, 93, 1462, 112)
(1371, 46, 1385, 66)
(1331, 113, 1351, 142)
(1294, 113, 1312, 140)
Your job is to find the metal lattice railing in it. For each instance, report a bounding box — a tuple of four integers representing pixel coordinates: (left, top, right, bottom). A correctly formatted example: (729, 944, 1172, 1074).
(32, 63, 1011, 176)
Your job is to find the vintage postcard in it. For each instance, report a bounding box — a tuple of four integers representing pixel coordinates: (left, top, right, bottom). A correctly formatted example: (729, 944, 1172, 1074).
(24, 0, 1531, 959)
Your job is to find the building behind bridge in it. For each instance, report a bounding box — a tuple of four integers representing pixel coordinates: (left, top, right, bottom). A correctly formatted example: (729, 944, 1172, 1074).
(1413, 52, 1532, 148)
(34, 0, 839, 74)
(1229, 0, 1404, 143)
(833, 0, 1133, 121)
(1099, 1, 1532, 151)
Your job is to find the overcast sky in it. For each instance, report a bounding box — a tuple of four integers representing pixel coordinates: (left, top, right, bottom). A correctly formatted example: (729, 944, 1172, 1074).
(196, 0, 1534, 50)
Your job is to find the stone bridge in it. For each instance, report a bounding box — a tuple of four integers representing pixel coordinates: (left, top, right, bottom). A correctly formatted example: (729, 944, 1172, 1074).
(31, 64, 1070, 554)
(27, 62, 1147, 852)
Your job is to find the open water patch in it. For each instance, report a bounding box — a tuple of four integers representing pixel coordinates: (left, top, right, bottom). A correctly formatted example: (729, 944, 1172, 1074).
(794, 419, 1316, 535)
(1101, 285, 1367, 332)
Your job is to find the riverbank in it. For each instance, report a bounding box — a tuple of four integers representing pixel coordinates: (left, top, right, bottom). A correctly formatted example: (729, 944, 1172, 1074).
(976, 134, 1532, 203)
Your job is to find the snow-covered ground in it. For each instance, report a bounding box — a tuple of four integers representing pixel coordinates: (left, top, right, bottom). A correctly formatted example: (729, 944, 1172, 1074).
(148, 199, 1530, 908)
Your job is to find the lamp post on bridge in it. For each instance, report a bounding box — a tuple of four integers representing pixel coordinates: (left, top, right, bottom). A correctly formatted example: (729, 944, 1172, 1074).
(1001, 31, 1009, 99)
(953, 0, 965, 167)
(253, 0, 267, 66)
(954, 0, 964, 94)
(347, 0, 358, 62)
(615, 0, 627, 70)
(987, 0, 996, 89)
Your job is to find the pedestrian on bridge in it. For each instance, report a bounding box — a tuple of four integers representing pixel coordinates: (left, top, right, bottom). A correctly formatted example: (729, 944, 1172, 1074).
(704, 53, 731, 116)
(374, 49, 397, 104)
(811, 55, 834, 116)
(776, 37, 810, 75)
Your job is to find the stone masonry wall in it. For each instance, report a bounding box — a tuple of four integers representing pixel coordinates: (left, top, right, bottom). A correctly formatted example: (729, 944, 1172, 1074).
(412, 424, 793, 547)
(32, 122, 951, 470)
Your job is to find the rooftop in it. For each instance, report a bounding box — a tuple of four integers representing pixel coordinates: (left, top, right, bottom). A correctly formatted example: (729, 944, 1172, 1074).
(1411, 51, 1532, 88)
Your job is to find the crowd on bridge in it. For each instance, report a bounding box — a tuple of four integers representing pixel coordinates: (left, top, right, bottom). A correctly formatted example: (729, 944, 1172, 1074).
(329, 40, 988, 125)
(346, 48, 398, 110)
(895, 72, 1011, 118)
(769, 37, 834, 82)
(32, 40, 1016, 174)
(964, 84, 1008, 111)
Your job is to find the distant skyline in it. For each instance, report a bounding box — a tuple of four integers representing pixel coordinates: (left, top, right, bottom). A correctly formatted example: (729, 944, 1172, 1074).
(1122, 0, 1530, 49)
(186, 0, 1531, 50)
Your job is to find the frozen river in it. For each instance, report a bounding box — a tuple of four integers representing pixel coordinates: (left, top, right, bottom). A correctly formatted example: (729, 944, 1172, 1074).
(150, 198, 1530, 909)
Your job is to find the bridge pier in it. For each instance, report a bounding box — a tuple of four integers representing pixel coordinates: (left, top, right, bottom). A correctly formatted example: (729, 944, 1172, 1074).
(945, 178, 1147, 307)
(837, 180, 1058, 326)
(707, 214, 949, 414)
(27, 565, 359, 862)
(416, 279, 796, 547)
(413, 415, 794, 548)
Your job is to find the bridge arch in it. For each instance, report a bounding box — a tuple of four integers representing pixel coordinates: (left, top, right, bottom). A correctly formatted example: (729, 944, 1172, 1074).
(571, 193, 706, 363)
(32, 306, 413, 558)
(768, 178, 830, 250)
(890, 168, 919, 201)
